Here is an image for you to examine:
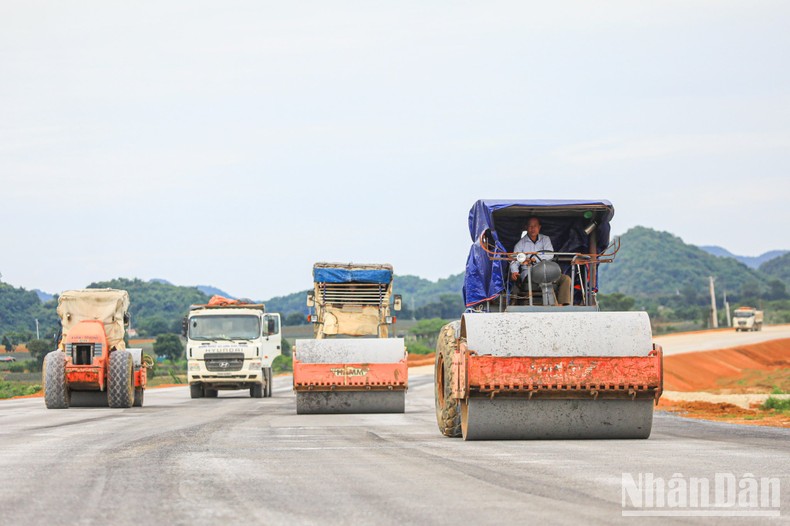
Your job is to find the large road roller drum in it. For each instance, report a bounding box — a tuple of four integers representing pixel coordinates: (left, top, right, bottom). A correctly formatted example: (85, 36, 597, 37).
(436, 311, 663, 440)
(293, 338, 407, 414)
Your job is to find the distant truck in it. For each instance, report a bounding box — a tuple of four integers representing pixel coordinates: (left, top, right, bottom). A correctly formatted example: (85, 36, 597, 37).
(733, 306, 764, 332)
(185, 296, 282, 398)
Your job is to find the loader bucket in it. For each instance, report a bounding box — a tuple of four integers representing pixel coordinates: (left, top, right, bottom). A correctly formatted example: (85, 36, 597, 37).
(293, 338, 407, 414)
(454, 311, 662, 440)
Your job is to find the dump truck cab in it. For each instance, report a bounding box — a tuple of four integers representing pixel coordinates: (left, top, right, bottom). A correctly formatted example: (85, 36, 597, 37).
(44, 288, 148, 409)
(435, 199, 663, 440)
(185, 297, 281, 398)
(293, 263, 407, 414)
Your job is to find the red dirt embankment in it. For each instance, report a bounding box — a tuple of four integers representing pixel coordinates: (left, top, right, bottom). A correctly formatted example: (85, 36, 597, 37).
(408, 339, 790, 390)
(660, 338, 790, 428)
(128, 338, 155, 345)
(657, 399, 790, 428)
(664, 338, 790, 392)
(408, 353, 435, 367)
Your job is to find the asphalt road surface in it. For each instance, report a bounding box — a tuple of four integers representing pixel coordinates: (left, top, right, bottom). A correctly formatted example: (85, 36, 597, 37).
(1, 369, 788, 525)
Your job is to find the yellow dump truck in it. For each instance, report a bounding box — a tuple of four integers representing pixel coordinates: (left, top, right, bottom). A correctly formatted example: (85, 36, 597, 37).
(293, 263, 406, 414)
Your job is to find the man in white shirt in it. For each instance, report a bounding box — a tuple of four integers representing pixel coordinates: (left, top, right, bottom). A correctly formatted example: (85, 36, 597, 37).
(510, 217, 572, 305)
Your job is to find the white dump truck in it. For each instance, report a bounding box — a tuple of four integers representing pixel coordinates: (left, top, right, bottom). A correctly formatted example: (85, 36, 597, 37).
(184, 296, 282, 398)
(733, 306, 764, 332)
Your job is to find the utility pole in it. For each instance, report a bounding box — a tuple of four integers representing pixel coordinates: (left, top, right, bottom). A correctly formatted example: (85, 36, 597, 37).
(35, 319, 40, 339)
(709, 276, 718, 329)
(723, 291, 732, 328)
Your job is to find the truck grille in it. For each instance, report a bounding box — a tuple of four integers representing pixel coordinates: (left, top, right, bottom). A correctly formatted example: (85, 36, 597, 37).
(204, 353, 245, 372)
(66, 343, 102, 365)
(318, 283, 387, 306)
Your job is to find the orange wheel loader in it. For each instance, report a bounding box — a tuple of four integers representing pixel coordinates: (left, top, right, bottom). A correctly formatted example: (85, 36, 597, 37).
(43, 289, 150, 409)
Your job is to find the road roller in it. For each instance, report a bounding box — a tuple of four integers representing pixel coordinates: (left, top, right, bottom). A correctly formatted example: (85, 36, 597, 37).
(43, 288, 150, 409)
(435, 200, 663, 439)
(293, 263, 407, 414)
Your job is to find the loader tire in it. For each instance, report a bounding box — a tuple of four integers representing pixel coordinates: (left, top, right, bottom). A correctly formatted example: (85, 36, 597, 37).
(133, 387, 144, 407)
(264, 367, 273, 398)
(190, 384, 204, 399)
(435, 321, 462, 438)
(108, 350, 134, 408)
(44, 351, 70, 409)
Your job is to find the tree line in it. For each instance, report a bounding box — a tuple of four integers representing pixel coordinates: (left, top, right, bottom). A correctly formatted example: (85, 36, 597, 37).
(3, 232, 789, 351)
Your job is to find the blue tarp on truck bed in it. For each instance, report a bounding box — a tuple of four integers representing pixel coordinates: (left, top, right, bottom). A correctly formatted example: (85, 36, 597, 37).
(464, 199, 614, 307)
(313, 267, 393, 284)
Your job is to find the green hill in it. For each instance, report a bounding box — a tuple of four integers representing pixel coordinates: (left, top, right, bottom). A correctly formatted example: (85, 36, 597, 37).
(0, 282, 60, 343)
(393, 273, 464, 307)
(264, 273, 465, 324)
(0, 272, 467, 340)
(699, 246, 788, 269)
(760, 252, 790, 287)
(599, 227, 768, 298)
(598, 227, 790, 329)
(86, 278, 209, 335)
(263, 290, 313, 322)
(0, 278, 213, 343)
(4, 230, 786, 344)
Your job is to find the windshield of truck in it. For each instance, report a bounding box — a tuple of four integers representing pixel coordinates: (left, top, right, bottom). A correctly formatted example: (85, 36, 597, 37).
(733, 311, 754, 318)
(189, 315, 260, 340)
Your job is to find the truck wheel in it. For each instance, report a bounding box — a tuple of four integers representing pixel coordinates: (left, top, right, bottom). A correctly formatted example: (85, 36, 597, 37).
(44, 351, 70, 409)
(204, 387, 218, 398)
(108, 350, 134, 408)
(250, 383, 263, 398)
(264, 367, 273, 397)
(435, 321, 461, 438)
(190, 384, 204, 398)
(133, 387, 144, 407)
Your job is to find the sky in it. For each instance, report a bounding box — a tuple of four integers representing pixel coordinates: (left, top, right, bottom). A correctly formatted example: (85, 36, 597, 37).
(1, 1, 789, 300)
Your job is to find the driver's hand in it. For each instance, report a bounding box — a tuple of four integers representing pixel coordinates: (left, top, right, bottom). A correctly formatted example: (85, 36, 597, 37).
(511, 272, 519, 281)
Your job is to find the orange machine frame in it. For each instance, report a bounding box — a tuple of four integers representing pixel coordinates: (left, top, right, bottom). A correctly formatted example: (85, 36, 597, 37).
(63, 320, 146, 391)
(293, 357, 408, 392)
(452, 343, 663, 402)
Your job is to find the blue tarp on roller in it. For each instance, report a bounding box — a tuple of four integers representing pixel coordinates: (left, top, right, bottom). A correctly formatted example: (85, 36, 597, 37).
(313, 267, 393, 284)
(464, 199, 615, 307)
